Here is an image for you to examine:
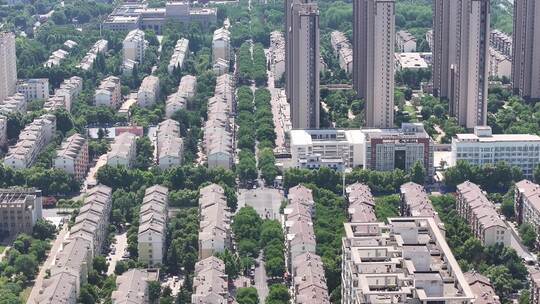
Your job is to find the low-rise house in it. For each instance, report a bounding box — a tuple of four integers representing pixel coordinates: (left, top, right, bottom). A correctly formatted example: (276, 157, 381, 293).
(107, 132, 137, 168)
(54, 133, 89, 181)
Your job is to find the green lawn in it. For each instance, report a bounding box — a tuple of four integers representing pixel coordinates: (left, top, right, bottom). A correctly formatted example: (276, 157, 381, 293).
(404, 104, 419, 122)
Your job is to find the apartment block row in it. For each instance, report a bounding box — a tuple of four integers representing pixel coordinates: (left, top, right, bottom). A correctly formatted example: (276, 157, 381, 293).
(107, 132, 137, 169)
(455, 181, 510, 246)
(198, 184, 232, 259)
(16, 78, 49, 102)
(212, 27, 231, 76)
(4, 114, 56, 169)
(192, 256, 229, 304)
(165, 74, 197, 118)
(34, 185, 113, 304)
(490, 30, 512, 58)
(53, 133, 89, 181)
(138, 75, 160, 108)
(269, 31, 285, 80)
(111, 269, 159, 304)
(138, 185, 168, 266)
(464, 272, 501, 304)
(345, 183, 376, 223)
(123, 29, 147, 75)
(341, 218, 475, 303)
(400, 182, 445, 232)
(168, 38, 189, 74)
(156, 119, 183, 170)
(489, 47, 512, 79)
(77, 39, 109, 71)
(204, 74, 234, 170)
(515, 179, 540, 232)
(330, 31, 353, 74)
(44, 76, 84, 113)
(95, 76, 122, 109)
(283, 185, 330, 304)
(0, 188, 42, 237)
(44, 47, 71, 68)
(396, 30, 417, 53)
(0, 93, 26, 114)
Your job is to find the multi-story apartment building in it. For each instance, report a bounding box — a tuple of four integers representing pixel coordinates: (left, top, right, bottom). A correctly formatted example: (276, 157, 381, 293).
(345, 183, 376, 223)
(198, 184, 231, 259)
(464, 272, 501, 304)
(512, 0, 540, 100)
(138, 185, 168, 266)
(111, 269, 158, 304)
(341, 218, 475, 304)
(0, 32, 17, 102)
(292, 253, 330, 304)
(433, 0, 490, 128)
(0, 114, 6, 147)
(123, 29, 146, 74)
(400, 182, 445, 232)
(363, 123, 434, 179)
(396, 30, 417, 52)
(95, 76, 122, 108)
(156, 119, 183, 170)
(45, 76, 84, 112)
(54, 134, 89, 181)
(107, 132, 137, 168)
(4, 114, 56, 169)
(514, 180, 540, 231)
(165, 92, 186, 119)
(137, 75, 160, 108)
(270, 31, 285, 80)
(489, 47, 512, 79)
(353, 0, 395, 128)
(35, 272, 78, 304)
(330, 31, 353, 74)
(490, 30, 512, 57)
(168, 38, 189, 74)
(0, 188, 42, 237)
(212, 28, 231, 65)
(456, 181, 510, 246)
(0, 93, 26, 114)
(16, 79, 49, 101)
(49, 237, 93, 290)
(532, 271, 540, 304)
(77, 39, 108, 71)
(177, 74, 197, 100)
(451, 126, 540, 178)
(192, 256, 229, 304)
(287, 2, 320, 129)
(425, 29, 433, 50)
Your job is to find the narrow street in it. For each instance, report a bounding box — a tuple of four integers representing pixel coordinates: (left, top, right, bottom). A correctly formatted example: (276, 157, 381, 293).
(107, 231, 128, 275)
(266, 64, 286, 150)
(254, 253, 269, 302)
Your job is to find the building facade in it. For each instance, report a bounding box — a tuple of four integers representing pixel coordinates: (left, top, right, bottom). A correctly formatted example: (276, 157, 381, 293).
(168, 38, 189, 74)
(138, 185, 168, 266)
(198, 184, 231, 259)
(107, 132, 137, 168)
(353, 0, 395, 128)
(156, 119, 183, 170)
(0, 114, 6, 148)
(54, 134, 89, 181)
(514, 180, 540, 234)
(512, 0, 540, 100)
(396, 30, 417, 52)
(16, 79, 49, 101)
(433, 0, 490, 128)
(0, 188, 42, 237)
(95, 76, 122, 109)
(0, 32, 17, 102)
(137, 76, 160, 108)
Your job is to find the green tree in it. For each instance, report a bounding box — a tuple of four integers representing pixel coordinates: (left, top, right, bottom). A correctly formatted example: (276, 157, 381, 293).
(266, 284, 290, 304)
(14, 254, 38, 279)
(236, 287, 259, 304)
(32, 219, 56, 240)
(519, 223, 537, 250)
(148, 281, 161, 303)
(410, 161, 426, 184)
(93, 256, 108, 274)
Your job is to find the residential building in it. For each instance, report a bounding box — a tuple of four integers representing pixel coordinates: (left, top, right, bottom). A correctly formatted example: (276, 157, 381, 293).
(16, 79, 49, 101)
(212, 58, 229, 76)
(489, 47, 512, 79)
(50, 237, 93, 290)
(330, 31, 353, 74)
(0, 32, 17, 102)
(0, 188, 42, 237)
(44, 49, 69, 67)
(111, 269, 158, 304)
(212, 28, 230, 65)
(4, 114, 56, 169)
(287, 2, 320, 129)
(77, 39, 108, 71)
(292, 253, 330, 304)
(345, 183, 376, 223)
(137, 76, 160, 108)
(464, 272, 500, 304)
(45, 76, 84, 112)
(123, 29, 146, 73)
(0, 93, 26, 114)
(394, 52, 430, 71)
(177, 75, 197, 100)
(363, 123, 434, 179)
(192, 256, 228, 304)
(165, 92, 186, 119)
(456, 181, 510, 246)
(270, 31, 285, 80)
(95, 76, 122, 108)
(426, 29, 433, 50)
(513, 0, 540, 100)
(138, 185, 168, 266)
(54, 134, 89, 181)
(168, 38, 189, 74)
(490, 30, 512, 57)
(532, 271, 540, 304)
(341, 218, 475, 304)
(353, 0, 395, 128)
(0, 114, 6, 147)
(198, 184, 231, 259)
(433, 0, 490, 128)
(514, 180, 540, 232)
(450, 126, 540, 178)
(396, 30, 417, 52)
(400, 182, 444, 232)
(156, 119, 183, 170)
(35, 272, 78, 304)
(107, 132, 137, 168)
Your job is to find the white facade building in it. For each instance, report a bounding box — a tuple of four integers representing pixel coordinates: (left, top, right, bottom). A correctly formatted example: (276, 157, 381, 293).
(137, 76, 160, 108)
(16, 79, 49, 101)
(95, 76, 121, 108)
(107, 132, 137, 168)
(123, 29, 146, 74)
(0, 32, 18, 102)
(138, 185, 168, 266)
(168, 38, 189, 74)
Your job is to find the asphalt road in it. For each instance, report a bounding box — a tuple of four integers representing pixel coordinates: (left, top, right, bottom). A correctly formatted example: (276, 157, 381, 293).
(107, 231, 128, 275)
(254, 253, 269, 302)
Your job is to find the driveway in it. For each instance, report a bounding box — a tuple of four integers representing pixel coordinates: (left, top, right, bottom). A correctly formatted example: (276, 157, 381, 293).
(107, 231, 128, 275)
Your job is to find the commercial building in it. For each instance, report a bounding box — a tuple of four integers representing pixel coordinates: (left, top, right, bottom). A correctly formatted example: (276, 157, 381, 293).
(95, 76, 122, 108)
(456, 181, 510, 246)
(353, 0, 395, 128)
(138, 185, 168, 266)
(4, 114, 56, 169)
(287, 2, 320, 129)
(192, 256, 228, 304)
(0, 32, 17, 102)
(107, 132, 137, 168)
(400, 182, 444, 232)
(0, 188, 42, 237)
(270, 31, 285, 80)
(432, 0, 490, 128)
(396, 30, 417, 52)
(0, 93, 26, 114)
(111, 269, 158, 304)
(514, 180, 540, 233)
(341, 218, 475, 304)
(330, 31, 353, 74)
(212, 27, 231, 69)
(451, 126, 540, 178)
(137, 75, 160, 108)
(464, 272, 500, 304)
(345, 183, 376, 223)
(16, 79, 49, 101)
(394, 52, 430, 71)
(156, 119, 183, 170)
(77, 39, 108, 71)
(123, 29, 146, 74)
(198, 184, 231, 259)
(0, 114, 6, 147)
(54, 134, 89, 181)
(512, 0, 540, 100)
(168, 38, 189, 74)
